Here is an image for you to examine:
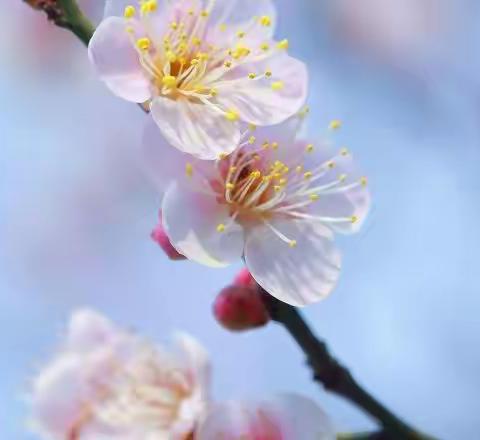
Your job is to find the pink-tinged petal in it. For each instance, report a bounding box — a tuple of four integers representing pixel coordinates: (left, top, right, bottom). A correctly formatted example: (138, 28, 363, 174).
(31, 354, 89, 438)
(162, 182, 245, 267)
(215, 53, 308, 126)
(88, 17, 151, 103)
(67, 309, 117, 353)
(151, 97, 241, 160)
(196, 401, 255, 440)
(196, 394, 334, 440)
(258, 394, 336, 440)
(245, 220, 341, 306)
(175, 332, 211, 394)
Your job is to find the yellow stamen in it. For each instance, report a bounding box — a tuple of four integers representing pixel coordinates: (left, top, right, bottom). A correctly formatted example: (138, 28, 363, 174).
(185, 163, 193, 177)
(309, 194, 319, 201)
(260, 43, 270, 51)
(225, 110, 239, 122)
(277, 39, 289, 50)
(271, 81, 284, 91)
(162, 75, 176, 88)
(136, 38, 150, 51)
(289, 240, 297, 248)
(360, 176, 368, 186)
(248, 136, 256, 144)
(217, 224, 226, 233)
(306, 143, 314, 153)
(248, 73, 257, 79)
(329, 119, 342, 130)
(260, 16, 272, 26)
(124, 5, 135, 18)
(303, 171, 313, 180)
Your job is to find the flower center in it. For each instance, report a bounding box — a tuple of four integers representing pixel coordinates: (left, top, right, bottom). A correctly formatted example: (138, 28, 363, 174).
(184, 125, 368, 247)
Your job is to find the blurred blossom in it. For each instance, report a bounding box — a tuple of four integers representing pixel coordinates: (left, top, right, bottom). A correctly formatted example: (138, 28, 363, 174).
(30, 309, 210, 440)
(89, 0, 307, 158)
(196, 394, 335, 440)
(144, 115, 370, 306)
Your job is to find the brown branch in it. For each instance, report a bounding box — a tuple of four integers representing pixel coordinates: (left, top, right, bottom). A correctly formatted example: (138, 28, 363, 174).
(262, 291, 436, 440)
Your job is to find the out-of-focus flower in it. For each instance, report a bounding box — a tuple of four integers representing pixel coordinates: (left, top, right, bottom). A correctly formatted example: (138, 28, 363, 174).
(213, 284, 270, 331)
(88, 0, 308, 159)
(144, 115, 371, 306)
(196, 393, 335, 440)
(30, 309, 210, 440)
(151, 211, 187, 260)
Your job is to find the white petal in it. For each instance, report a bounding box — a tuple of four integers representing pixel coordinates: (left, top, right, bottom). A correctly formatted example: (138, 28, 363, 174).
(88, 17, 151, 103)
(259, 393, 336, 440)
(304, 145, 371, 234)
(162, 182, 245, 267)
(151, 98, 241, 160)
(245, 220, 341, 306)
(104, 0, 138, 17)
(67, 309, 117, 353)
(209, 0, 277, 35)
(215, 53, 308, 126)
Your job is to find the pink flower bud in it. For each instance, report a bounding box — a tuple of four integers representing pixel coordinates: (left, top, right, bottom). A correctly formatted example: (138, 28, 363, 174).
(151, 217, 186, 261)
(233, 268, 256, 288)
(213, 285, 270, 332)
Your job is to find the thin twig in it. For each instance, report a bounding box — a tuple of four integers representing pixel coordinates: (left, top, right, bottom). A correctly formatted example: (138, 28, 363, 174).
(261, 291, 435, 440)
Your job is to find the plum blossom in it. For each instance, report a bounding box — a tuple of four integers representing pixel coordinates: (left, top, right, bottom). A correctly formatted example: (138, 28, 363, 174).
(144, 115, 371, 306)
(30, 309, 210, 440)
(88, 0, 308, 159)
(196, 393, 335, 440)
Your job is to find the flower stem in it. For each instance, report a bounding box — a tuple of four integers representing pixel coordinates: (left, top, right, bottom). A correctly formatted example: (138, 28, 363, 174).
(261, 292, 435, 440)
(54, 0, 95, 46)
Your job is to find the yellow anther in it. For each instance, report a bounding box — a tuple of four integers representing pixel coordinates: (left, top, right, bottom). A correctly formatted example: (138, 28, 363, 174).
(295, 165, 303, 173)
(278, 178, 287, 185)
(192, 37, 202, 46)
(162, 75, 177, 88)
(260, 43, 270, 51)
(338, 174, 347, 182)
(277, 39, 289, 50)
(191, 59, 200, 66)
(306, 143, 314, 153)
(210, 88, 218, 97)
(248, 136, 256, 144)
(232, 45, 250, 59)
(248, 73, 257, 79)
(351, 216, 359, 224)
(360, 176, 368, 186)
(340, 147, 349, 156)
(274, 185, 282, 192)
(253, 154, 260, 161)
(185, 163, 193, 177)
(224, 61, 232, 68)
(200, 10, 209, 17)
(124, 5, 136, 18)
(309, 194, 320, 201)
(260, 15, 272, 26)
(271, 142, 279, 150)
(327, 161, 336, 169)
(289, 240, 297, 248)
(136, 38, 151, 51)
(219, 23, 227, 32)
(249, 123, 257, 131)
(229, 167, 238, 173)
(262, 142, 270, 149)
(140, 0, 156, 14)
(225, 110, 240, 122)
(237, 31, 246, 38)
(187, 8, 194, 15)
(226, 182, 235, 190)
(218, 152, 228, 160)
(217, 223, 226, 233)
(125, 26, 134, 33)
(265, 70, 272, 77)
(166, 51, 177, 62)
(170, 21, 178, 30)
(329, 119, 342, 130)
(303, 171, 313, 180)
(271, 81, 284, 91)
(250, 170, 261, 179)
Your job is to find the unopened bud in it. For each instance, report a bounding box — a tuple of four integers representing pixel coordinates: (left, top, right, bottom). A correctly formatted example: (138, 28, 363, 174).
(213, 285, 270, 332)
(151, 214, 185, 261)
(233, 267, 255, 287)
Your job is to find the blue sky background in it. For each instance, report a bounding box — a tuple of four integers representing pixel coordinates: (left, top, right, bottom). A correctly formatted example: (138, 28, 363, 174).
(1, 0, 480, 438)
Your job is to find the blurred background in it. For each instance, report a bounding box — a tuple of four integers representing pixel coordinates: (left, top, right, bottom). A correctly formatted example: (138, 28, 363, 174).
(1, 0, 479, 438)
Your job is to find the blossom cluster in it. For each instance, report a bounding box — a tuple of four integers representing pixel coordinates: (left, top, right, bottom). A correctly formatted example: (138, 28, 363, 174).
(88, 0, 371, 307)
(30, 309, 335, 439)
